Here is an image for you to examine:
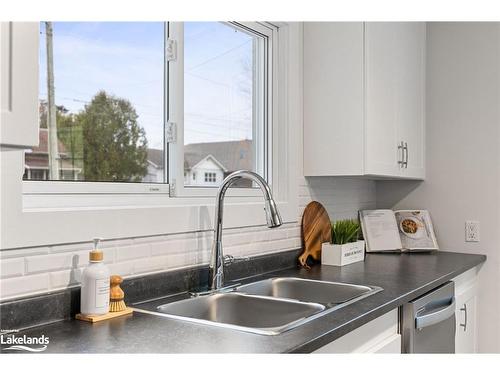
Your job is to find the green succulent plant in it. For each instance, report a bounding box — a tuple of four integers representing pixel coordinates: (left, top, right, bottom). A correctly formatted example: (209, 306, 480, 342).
(331, 219, 360, 245)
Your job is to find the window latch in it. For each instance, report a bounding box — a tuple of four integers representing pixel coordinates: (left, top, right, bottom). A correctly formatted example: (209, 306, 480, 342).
(165, 122, 177, 144)
(169, 179, 176, 196)
(166, 39, 177, 61)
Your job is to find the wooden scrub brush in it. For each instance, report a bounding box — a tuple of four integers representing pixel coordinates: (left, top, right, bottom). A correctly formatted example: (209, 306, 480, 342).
(109, 275, 127, 312)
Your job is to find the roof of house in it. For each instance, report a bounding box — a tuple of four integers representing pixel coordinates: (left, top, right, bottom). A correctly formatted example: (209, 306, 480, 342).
(147, 148, 164, 168)
(147, 140, 253, 173)
(189, 154, 228, 173)
(25, 129, 77, 170)
(31, 128, 68, 155)
(184, 140, 252, 172)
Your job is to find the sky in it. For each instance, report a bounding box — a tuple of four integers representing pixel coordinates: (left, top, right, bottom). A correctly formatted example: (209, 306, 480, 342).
(39, 22, 254, 150)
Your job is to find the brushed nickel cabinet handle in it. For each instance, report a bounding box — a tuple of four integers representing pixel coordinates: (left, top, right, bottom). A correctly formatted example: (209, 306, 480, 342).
(404, 142, 408, 168)
(398, 141, 405, 167)
(460, 303, 467, 332)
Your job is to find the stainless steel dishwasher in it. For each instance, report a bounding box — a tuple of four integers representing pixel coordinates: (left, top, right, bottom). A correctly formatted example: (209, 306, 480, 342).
(401, 281, 456, 353)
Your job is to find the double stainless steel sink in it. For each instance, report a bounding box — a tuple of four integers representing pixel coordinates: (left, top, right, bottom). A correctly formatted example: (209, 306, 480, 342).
(134, 277, 381, 335)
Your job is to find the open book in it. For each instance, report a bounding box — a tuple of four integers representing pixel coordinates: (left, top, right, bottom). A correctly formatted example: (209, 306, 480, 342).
(359, 209, 438, 252)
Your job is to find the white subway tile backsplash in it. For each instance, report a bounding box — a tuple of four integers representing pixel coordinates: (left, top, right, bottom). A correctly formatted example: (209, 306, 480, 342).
(26, 253, 80, 274)
(0, 247, 50, 259)
(107, 261, 135, 277)
(49, 268, 82, 289)
(165, 252, 197, 270)
(50, 242, 91, 254)
(0, 176, 376, 301)
(133, 256, 168, 274)
(101, 248, 116, 264)
(0, 274, 49, 299)
(286, 227, 301, 239)
(116, 244, 151, 261)
(100, 239, 134, 248)
(150, 241, 178, 256)
(220, 233, 246, 247)
(132, 235, 168, 245)
(0, 258, 25, 278)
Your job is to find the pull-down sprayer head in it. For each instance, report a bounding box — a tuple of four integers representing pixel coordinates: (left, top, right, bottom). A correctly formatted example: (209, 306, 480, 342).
(264, 198, 282, 228)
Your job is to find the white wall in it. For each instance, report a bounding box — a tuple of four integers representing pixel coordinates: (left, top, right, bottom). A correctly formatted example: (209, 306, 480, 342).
(377, 22, 500, 353)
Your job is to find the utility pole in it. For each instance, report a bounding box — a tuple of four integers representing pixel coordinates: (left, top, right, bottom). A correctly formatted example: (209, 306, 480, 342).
(46, 22, 59, 180)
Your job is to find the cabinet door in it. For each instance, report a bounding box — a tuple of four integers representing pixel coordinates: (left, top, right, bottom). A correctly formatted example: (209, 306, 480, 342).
(364, 22, 402, 177)
(453, 267, 478, 353)
(364, 22, 425, 179)
(313, 309, 400, 353)
(397, 23, 426, 179)
(368, 333, 402, 353)
(303, 22, 364, 176)
(455, 294, 477, 353)
(0, 22, 39, 148)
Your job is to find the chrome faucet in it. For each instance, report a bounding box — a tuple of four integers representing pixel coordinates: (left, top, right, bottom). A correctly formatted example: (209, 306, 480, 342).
(208, 170, 282, 291)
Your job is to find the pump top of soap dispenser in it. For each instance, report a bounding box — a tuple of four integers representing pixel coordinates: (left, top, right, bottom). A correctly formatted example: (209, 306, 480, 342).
(89, 238, 104, 262)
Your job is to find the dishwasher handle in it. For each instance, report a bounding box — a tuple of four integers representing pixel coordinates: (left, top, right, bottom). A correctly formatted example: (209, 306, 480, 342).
(415, 297, 456, 330)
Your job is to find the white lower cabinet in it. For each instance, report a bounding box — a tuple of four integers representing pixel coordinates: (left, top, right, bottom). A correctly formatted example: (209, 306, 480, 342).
(313, 309, 401, 353)
(453, 267, 479, 353)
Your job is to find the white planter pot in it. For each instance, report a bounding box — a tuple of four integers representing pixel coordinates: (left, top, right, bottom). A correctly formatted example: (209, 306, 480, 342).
(321, 240, 365, 266)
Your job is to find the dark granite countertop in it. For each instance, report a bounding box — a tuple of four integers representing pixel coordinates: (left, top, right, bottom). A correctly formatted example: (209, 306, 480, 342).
(1, 251, 486, 353)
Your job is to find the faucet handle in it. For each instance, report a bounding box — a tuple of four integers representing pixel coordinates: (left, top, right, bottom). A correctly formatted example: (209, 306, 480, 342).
(223, 254, 250, 265)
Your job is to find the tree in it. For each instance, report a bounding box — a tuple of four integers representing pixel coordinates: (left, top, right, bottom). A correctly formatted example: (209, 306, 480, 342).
(39, 100, 72, 129)
(38, 100, 84, 180)
(77, 91, 148, 182)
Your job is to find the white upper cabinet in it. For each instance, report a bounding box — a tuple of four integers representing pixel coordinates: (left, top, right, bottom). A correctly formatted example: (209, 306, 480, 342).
(0, 22, 39, 148)
(303, 22, 364, 176)
(304, 22, 426, 179)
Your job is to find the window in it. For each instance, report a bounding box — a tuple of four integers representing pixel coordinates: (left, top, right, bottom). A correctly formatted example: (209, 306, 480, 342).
(182, 22, 268, 189)
(25, 22, 165, 183)
(24, 22, 273, 199)
(6, 22, 299, 249)
(204, 172, 216, 183)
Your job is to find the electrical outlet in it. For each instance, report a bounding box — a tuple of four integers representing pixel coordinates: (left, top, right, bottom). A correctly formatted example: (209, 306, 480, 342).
(465, 221, 480, 242)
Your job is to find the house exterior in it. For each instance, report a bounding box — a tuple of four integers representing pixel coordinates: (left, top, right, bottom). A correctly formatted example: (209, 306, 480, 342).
(183, 140, 253, 187)
(144, 148, 164, 183)
(25, 134, 253, 185)
(23, 128, 81, 180)
(144, 140, 253, 187)
(183, 154, 227, 186)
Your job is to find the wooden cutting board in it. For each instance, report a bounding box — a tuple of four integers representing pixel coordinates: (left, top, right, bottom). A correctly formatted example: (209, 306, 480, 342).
(299, 201, 332, 268)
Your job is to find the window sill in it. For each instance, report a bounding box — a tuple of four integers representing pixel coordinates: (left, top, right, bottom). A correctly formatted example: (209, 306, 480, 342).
(22, 192, 276, 211)
(15, 180, 297, 249)
(9, 194, 297, 249)
(22, 180, 266, 211)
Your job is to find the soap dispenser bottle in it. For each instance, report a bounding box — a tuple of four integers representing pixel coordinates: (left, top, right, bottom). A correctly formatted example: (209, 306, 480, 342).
(80, 238, 110, 315)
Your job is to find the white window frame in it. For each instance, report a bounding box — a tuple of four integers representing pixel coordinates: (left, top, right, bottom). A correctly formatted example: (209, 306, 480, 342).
(24, 21, 273, 203)
(1, 22, 301, 250)
(168, 21, 274, 199)
(23, 21, 171, 202)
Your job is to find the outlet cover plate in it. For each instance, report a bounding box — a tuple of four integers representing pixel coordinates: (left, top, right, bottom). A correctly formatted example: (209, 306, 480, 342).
(465, 221, 480, 242)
